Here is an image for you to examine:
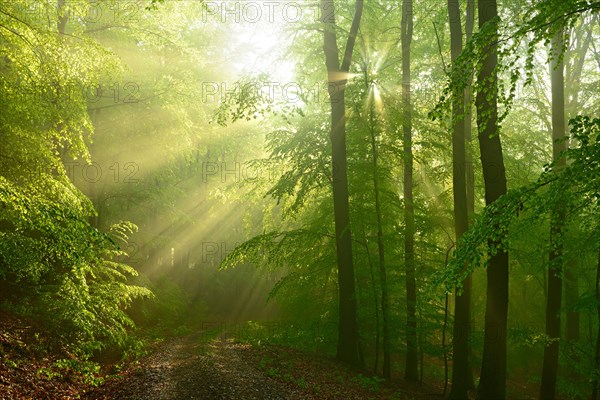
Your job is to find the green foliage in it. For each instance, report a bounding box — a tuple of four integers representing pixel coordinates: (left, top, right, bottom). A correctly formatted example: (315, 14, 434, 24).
(432, 0, 599, 132)
(0, 178, 152, 355)
(0, 0, 152, 358)
(57, 358, 105, 387)
(0, 1, 122, 163)
(214, 73, 304, 127)
(437, 116, 600, 292)
(350, 373, 385, 392)
(261, 116, 332, 218)
(237, 320, 337, 354)
(129, 276, 195, 332)
(118, 334, 149, 364)
(257, 354, 309, 390)
(3, 358, 19, 369)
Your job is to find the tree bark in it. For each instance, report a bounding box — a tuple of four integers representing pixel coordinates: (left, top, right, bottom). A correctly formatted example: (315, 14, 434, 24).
(363, 66, 391, 379)
(464, 1, 476, 391)
(564, 23, 591, 345)
(57, 0, 68, 34)
(320, 0, 364, 367)
(401, 0, 418, 382)
(592, 245, 600, 400)
(447, 0, 472, 397)
(476, 0, 509, 399)
(465, 0, 475, 223)
(565, 262, 580, 342)
(539, 29, 567, 400)
(362, 222, 380, 374)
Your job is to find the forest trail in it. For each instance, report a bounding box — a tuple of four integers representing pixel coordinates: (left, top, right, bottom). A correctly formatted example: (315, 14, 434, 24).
(86, 334, 303, 400)
(85, 332, 446, 400)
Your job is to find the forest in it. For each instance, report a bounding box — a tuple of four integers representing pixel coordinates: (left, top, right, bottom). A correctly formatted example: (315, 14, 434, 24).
(0, 0, 599, 399)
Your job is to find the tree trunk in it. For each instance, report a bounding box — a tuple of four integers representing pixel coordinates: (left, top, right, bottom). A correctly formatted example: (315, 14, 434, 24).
(539, 29, 567, 400)
(565, 263, 580, 342)
(564, 23, 591, 345)
(447, 0, 472, 397)
(465, 0, 475, 223)
(401, 0, 418, 382)
(464, 1, 476, 391)
(363, 67, 391, 379)
(320, 0, 364, 367)
(476, 0, 509, 399)
(362, 223, 381, 374)
(592, 245, 600, 400)
(57, 0, 68, 34)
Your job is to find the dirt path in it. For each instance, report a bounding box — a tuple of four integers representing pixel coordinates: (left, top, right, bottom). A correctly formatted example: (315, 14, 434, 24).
(87, 335, 303, 400)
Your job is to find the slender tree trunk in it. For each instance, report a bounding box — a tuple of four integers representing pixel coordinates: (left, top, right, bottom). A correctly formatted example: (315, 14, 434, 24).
(539, 29, 567, 400)
(592, 245, 600, 400)
(442, 244, 455, 397)
(419, 306, 424, 382)
(362, 223, 381, 374)
(564, 24, 591, 345)
(320, 0, 364, 367)
(375, 157, 391, 379)
(401, 0, 418, 382)
(565, 262, 580, 341)
(443, 292, 450, 397)
(465, 0, 475, 223)
(365, 70, 391, 379)
(464, 1, 476, 391)
(54, 0, 69, 167)
(57, 0, 68, 34)
(447, 0, 472, 397)
(476, 0, 509, 399)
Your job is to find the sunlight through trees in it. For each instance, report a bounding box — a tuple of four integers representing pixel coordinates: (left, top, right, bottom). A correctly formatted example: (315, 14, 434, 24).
(1, 1, 599, 399)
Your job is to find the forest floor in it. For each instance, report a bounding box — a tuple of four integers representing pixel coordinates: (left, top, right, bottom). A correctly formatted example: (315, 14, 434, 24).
(1, 311, 545, 399)
(85, 333, 444, 400)
(0, 309, 444, 399)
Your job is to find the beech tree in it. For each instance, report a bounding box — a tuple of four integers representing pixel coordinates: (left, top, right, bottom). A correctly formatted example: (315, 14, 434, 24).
(401, 0, 418, 382)
(447, 0, 474, 397)
(539, 28, 567, 400)
(475, 0, 510, 398)
(320, 0, 364, 367)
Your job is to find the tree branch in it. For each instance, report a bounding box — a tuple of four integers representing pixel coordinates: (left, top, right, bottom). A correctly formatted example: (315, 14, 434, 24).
(341, 0, 364, 72)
